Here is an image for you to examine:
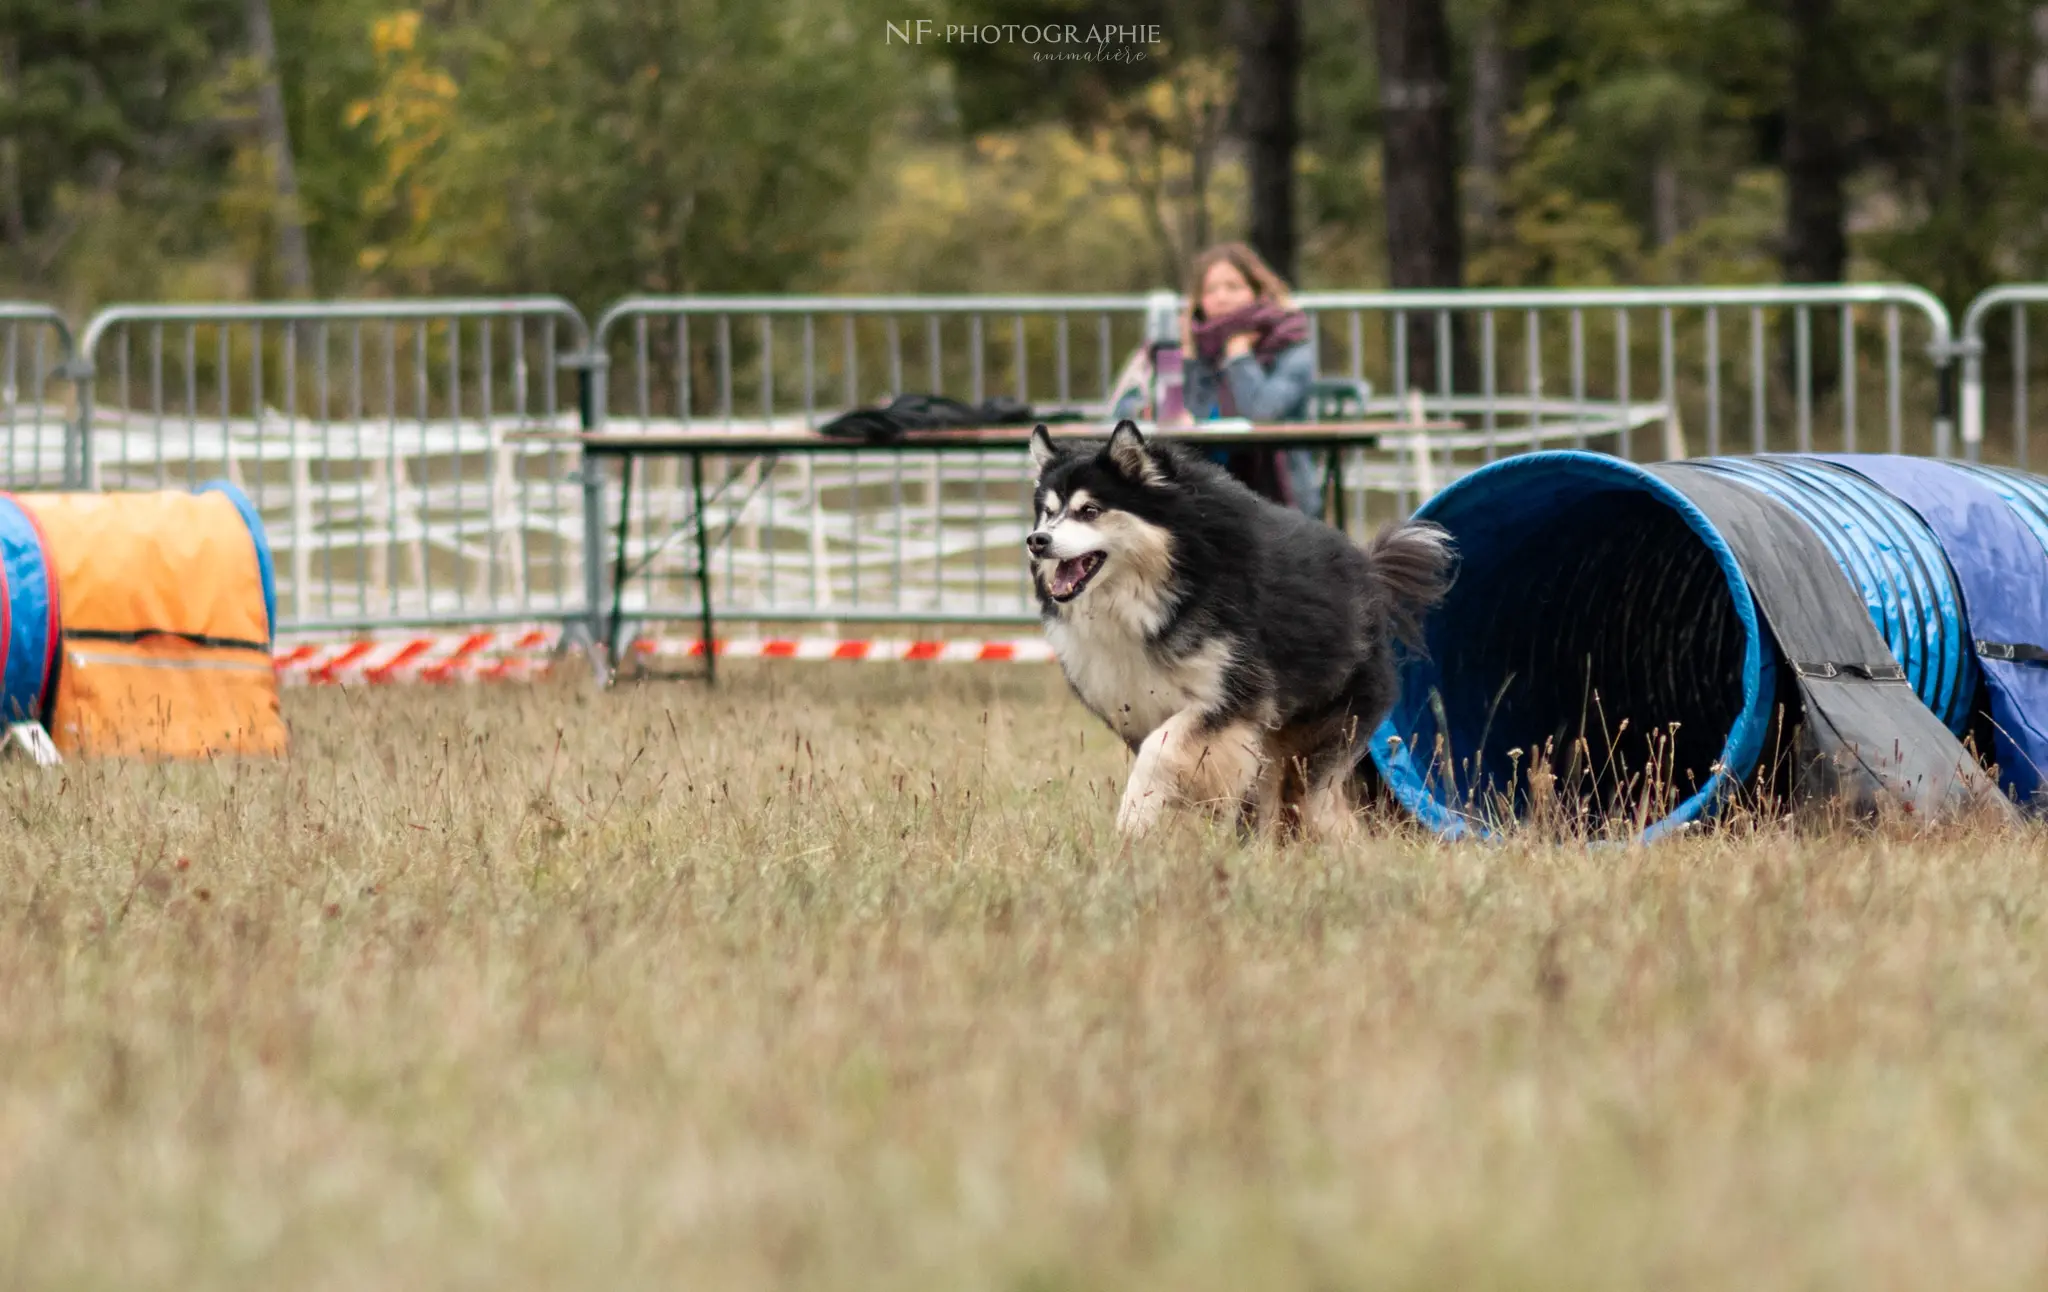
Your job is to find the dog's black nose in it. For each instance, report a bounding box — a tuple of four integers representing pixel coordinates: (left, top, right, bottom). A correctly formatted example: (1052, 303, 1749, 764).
(1026, 531, 1052, 557)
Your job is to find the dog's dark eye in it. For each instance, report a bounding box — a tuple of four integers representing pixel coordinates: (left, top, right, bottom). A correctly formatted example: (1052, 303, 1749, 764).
(1075, 504, 1102, 521)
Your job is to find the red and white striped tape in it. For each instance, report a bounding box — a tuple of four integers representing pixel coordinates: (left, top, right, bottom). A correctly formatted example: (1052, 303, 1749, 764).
(271, 629, 1055, 685)
(272, 629, 557, 686)
(632, 636, 1056, 664)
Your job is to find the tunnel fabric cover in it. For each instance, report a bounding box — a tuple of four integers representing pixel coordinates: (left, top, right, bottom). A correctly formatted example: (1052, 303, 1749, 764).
(1649, 463, 2008, 822)
(1815, 454, 2048, 807)
(19, 487, 285, 758)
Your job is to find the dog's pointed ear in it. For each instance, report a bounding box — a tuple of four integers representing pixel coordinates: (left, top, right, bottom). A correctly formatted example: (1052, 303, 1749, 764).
(1028, 424, 1057, 473)
(1106, 420, 1163, 485)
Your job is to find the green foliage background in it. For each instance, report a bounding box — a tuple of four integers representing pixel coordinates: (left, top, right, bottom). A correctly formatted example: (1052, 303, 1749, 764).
(4, 0, 2047, 313)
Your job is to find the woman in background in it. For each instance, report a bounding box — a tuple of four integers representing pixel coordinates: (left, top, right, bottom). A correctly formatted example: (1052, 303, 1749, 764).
(1178, 242, 1322, 517)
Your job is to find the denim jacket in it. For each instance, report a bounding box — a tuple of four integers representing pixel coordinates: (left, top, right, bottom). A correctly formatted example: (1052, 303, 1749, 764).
(1178, 341, 1321, 516)
(1180, 341, 1316, 422)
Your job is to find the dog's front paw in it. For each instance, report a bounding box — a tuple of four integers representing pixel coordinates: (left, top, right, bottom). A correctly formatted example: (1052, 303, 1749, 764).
(1115, 782, 1168, 837)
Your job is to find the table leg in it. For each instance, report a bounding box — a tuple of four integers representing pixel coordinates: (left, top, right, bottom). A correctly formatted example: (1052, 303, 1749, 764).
(606, 453, 634, 673)
(1326, 446, 1347, 532)
(691, 450, 717, 685)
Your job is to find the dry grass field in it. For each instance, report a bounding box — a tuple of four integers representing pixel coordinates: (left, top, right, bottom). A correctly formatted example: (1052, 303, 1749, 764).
(3, 664, 2047, 1290)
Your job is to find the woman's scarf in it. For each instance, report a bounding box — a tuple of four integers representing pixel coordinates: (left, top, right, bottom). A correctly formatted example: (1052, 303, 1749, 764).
(1189, 302, 1311, 367)
(1188, 302, 1310, 417)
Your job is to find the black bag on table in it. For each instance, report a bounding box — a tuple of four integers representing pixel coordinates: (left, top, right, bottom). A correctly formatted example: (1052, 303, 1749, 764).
(817, 394, 1052, 444)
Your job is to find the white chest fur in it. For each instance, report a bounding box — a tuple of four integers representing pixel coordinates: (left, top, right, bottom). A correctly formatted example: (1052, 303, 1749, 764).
(1046, 602, 1233, 744)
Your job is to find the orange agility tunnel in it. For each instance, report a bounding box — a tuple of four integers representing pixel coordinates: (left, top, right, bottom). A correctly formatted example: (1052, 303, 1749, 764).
(13, 482, 285, 759)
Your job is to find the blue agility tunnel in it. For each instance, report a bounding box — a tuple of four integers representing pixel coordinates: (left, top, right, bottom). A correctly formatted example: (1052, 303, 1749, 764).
(1368, 450, 2046, 838)
(0, 495, 58, 726)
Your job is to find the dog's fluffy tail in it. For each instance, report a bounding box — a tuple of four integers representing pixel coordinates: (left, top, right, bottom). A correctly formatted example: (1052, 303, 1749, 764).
(1361, 520, 1456, 650)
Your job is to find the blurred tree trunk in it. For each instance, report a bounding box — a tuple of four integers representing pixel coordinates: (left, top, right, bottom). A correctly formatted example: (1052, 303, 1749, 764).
(1782, 0, 1847, 287)
(1652, 157, 1681, 249)
(0, 38, 24, 252)
(1468, 0, 1519, 249)
(246, 0, 314, 298)
(1941, 26, 1996, 306)
(1231, 0, 1301, 281)
(1781, 0, 1849, 402)
(2032, 7, 2048, 121)
(1375, 0, 1467, 391)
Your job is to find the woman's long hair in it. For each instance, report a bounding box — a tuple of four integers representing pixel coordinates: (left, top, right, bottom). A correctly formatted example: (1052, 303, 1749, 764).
(1179, 241, 1297, 355)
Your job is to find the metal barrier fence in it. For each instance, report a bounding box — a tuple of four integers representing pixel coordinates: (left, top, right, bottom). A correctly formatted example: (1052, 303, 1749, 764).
(1295, 284, 1956, 459)
(0, 282, 2011, 637)
(587, 295, 1156, 626)
(1, 303, 82, 489)
(1958, 285, 2048, 469)
(588, 285, 1956, 628)
(73, 299, 593, 635)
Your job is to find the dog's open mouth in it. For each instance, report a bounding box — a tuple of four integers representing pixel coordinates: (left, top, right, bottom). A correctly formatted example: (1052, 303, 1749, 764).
(1046, 552, 1105, 601)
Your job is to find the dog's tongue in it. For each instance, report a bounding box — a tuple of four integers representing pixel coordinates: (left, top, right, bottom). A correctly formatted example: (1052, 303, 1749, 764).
(1049, 558, 1090, 598)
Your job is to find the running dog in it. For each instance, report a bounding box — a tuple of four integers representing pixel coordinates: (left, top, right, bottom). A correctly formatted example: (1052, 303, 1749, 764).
(1026, 421, 1454, 839)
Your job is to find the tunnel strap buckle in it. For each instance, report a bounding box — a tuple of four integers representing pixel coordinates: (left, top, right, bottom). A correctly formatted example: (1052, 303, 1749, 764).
(1976, 639, 2048, 665)
(1791, 660, 1908, 683)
